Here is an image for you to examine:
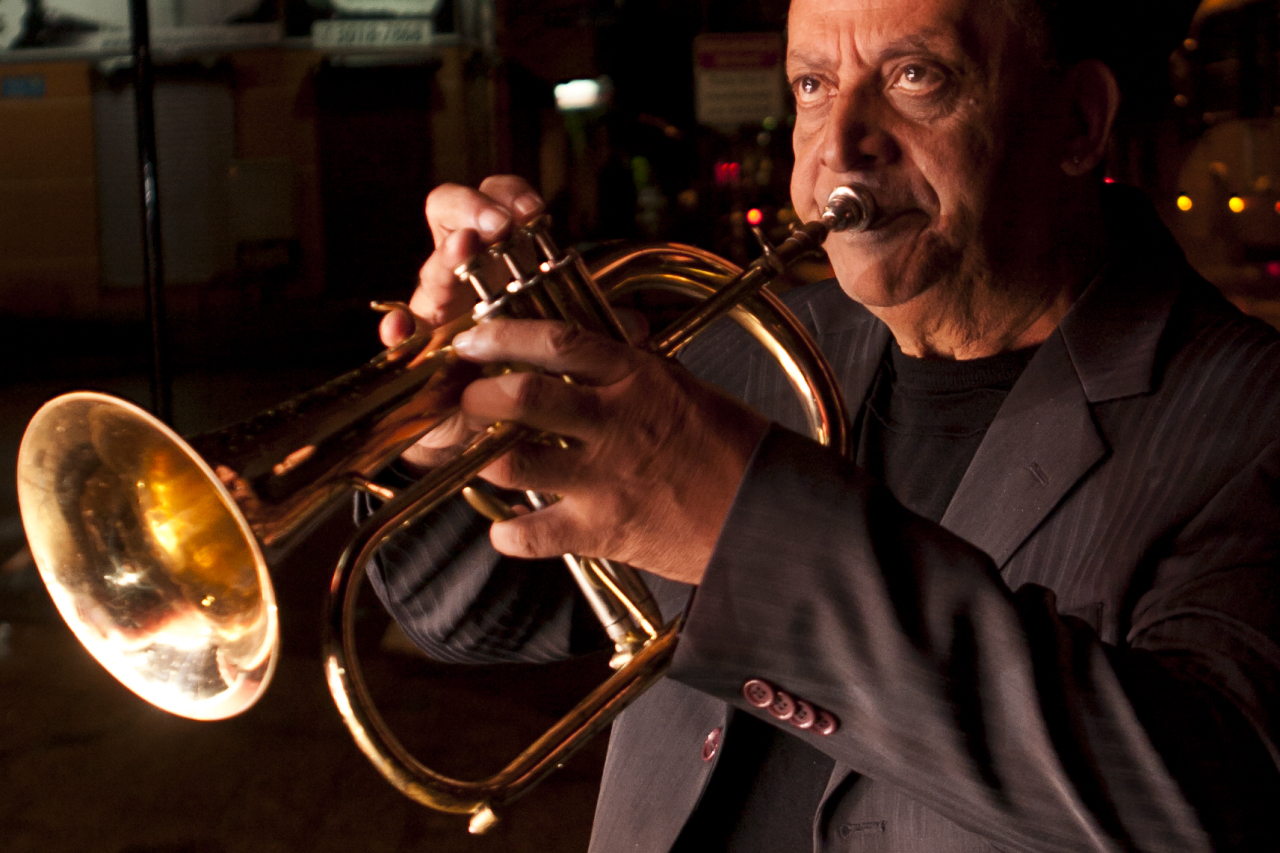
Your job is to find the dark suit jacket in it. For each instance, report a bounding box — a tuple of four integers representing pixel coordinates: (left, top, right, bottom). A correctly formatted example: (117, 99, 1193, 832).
(367, 187, 1280, 852)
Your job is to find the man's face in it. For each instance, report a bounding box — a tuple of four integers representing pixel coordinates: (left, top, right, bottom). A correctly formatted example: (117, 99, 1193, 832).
(788, 0, 1062, 310)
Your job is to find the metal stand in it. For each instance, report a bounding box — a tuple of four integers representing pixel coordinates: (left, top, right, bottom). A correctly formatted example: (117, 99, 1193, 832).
(127, 0, 171, 424)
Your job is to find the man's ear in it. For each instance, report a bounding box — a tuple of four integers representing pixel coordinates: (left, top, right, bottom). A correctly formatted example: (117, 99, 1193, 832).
(1060, 59, 1121, 177)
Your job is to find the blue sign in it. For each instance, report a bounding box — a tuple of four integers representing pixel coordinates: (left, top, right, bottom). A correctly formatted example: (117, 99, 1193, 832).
(2, 75, 45, 99)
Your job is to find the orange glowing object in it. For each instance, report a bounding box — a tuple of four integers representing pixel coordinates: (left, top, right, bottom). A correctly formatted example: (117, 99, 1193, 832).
(1229, 197, 1247, 213)
(1177, 195, 1194, 212)
(746, 208, 764, 226)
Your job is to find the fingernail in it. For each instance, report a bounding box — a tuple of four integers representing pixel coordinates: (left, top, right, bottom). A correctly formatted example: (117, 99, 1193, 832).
(444, 229, 467, 253)
(513, 194, 542, 217)
(477, 208, 509, 235)
(453, 329, 477, 354)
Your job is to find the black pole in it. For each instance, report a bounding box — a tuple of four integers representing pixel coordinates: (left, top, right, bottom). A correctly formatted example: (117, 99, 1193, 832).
(128, 0, 172, 424)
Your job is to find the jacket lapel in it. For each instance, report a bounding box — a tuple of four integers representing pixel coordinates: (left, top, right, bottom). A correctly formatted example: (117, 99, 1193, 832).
(802, 280, 892, 423)
(938, 329, 1107, 567)
(939, 187, 1185, 566)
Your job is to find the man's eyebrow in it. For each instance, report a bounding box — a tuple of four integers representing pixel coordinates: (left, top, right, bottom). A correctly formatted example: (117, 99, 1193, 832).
(786, 48, 836, 73)
(787, 28, 969, 72)
(875, 28, 970, 64)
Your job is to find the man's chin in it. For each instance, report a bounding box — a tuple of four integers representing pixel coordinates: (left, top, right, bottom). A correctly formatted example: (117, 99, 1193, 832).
(832, 268, 919, 310)
(828, 235, 927, 309)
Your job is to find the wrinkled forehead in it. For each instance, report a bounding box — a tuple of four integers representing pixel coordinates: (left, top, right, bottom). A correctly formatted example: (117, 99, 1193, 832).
(787, 0, 1019, 69)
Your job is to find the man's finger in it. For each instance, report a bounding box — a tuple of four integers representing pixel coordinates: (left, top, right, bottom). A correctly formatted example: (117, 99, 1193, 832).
(461, 371, 603, 441)
(488, 501, 591, 562)
(475, 439, 588, 495)
(453, 320, 640, 387)
(613, 307, 650, 346)
(424, 184, 514, 249)
(410, 229, 485, 326)
(379, 306, 418, 347)
(424, 178, 543, 250)
(477, 175, 544, 222)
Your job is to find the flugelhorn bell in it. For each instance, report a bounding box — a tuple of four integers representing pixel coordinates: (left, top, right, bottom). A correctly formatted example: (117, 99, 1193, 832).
(17, 184, 875, 830)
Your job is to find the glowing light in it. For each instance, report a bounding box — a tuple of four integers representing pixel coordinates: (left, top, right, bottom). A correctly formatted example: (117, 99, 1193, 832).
(1104, 177, 1116, 184)
(1274, 201, 1280, 215)
(746, 208, 764, 226)
(1229, 197, 1247, 213)
(714, 161, 741, 186)
(554, 78, 611, 111)
(1177, 195, 1194, 212)
(108, 569, 142, 587)
(1268, 261, 1280, 278)
(146, 510, 184, 555)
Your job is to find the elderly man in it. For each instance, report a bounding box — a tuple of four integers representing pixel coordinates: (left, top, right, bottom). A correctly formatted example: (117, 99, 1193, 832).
(369, 0, 1280, 849)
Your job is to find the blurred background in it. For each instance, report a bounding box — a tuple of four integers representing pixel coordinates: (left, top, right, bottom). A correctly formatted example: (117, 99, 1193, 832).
(2, 0, 1279, 850)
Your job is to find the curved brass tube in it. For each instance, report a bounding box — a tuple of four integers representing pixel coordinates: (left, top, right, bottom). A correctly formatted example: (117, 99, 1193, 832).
(16, 185, 876, 832)
(321, 244, 853, 831)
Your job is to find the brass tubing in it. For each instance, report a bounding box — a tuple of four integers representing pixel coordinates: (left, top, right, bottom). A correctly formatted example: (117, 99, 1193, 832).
(19, 186, 869, 829)
(325, 474, 681, 819)
(318, 232, 854, 825)
(461, 487, 661, 650)
(600, 264, 851, 457)
(648, 221, 829, 357)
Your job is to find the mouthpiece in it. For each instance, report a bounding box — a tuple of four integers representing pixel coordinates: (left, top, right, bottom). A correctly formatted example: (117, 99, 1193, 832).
(821, 185, 877, 233)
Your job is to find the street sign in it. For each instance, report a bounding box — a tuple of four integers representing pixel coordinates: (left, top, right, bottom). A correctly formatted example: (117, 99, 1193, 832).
(694, 32, 786, 130)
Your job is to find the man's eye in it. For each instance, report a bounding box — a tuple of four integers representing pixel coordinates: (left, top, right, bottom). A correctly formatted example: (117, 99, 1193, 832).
(891, 63, 945, 95)
(791, 75, 828, 105)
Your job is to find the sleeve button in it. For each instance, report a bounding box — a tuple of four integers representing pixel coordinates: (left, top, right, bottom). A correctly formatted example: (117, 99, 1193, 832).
(789, 700, 815, 729)
(742, 678, 775, 708)
(813, 710, 840, 736)
(767, 690, 796, 721)
(701, 727, 722, 761)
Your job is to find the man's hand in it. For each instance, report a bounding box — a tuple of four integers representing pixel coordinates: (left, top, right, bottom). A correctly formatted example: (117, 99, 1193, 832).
(451, 318, 770, 585)
(384, 176, 547, 469)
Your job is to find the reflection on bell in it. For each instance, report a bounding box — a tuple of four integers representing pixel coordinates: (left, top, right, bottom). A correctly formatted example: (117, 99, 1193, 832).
(18, 393, 277, 721)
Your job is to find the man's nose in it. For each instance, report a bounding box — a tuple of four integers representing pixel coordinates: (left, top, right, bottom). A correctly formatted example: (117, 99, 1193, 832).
(819, 89, 899, 174)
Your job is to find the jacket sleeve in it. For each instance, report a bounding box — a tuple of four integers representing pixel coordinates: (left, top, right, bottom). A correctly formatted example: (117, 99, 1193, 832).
(359, 481, 608, 663)
(358, 314, 756, 665)
(668, 425, 1280, 852)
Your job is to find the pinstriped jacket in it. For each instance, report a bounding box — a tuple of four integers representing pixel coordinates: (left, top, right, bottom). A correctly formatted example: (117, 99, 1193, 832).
(367, 187, 1280, 851)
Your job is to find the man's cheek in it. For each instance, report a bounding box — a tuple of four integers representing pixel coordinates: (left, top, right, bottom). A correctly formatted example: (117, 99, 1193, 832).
(790, 168, 817, 219)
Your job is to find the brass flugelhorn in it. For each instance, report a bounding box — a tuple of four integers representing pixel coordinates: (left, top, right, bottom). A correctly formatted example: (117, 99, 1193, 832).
(16, 185, 875, 832)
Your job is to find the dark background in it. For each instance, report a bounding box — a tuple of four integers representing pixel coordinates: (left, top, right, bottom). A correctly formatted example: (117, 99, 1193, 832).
(3, 0, 1280, 850)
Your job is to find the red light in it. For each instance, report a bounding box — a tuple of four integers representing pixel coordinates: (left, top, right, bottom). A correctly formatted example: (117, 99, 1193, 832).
(714, 161, 741, 186)
(1104, 177, 1116, 184)
(746, 208, 764, 226)
(1267, 261, 1280, 278)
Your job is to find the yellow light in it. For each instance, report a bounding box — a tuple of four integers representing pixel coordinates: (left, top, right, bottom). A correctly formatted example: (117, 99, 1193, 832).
(1177, 195, 1194, 212)
(746, 208, 764, 226)
(146, 511, 184, 555)
(1229, 197, 1247, 213)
